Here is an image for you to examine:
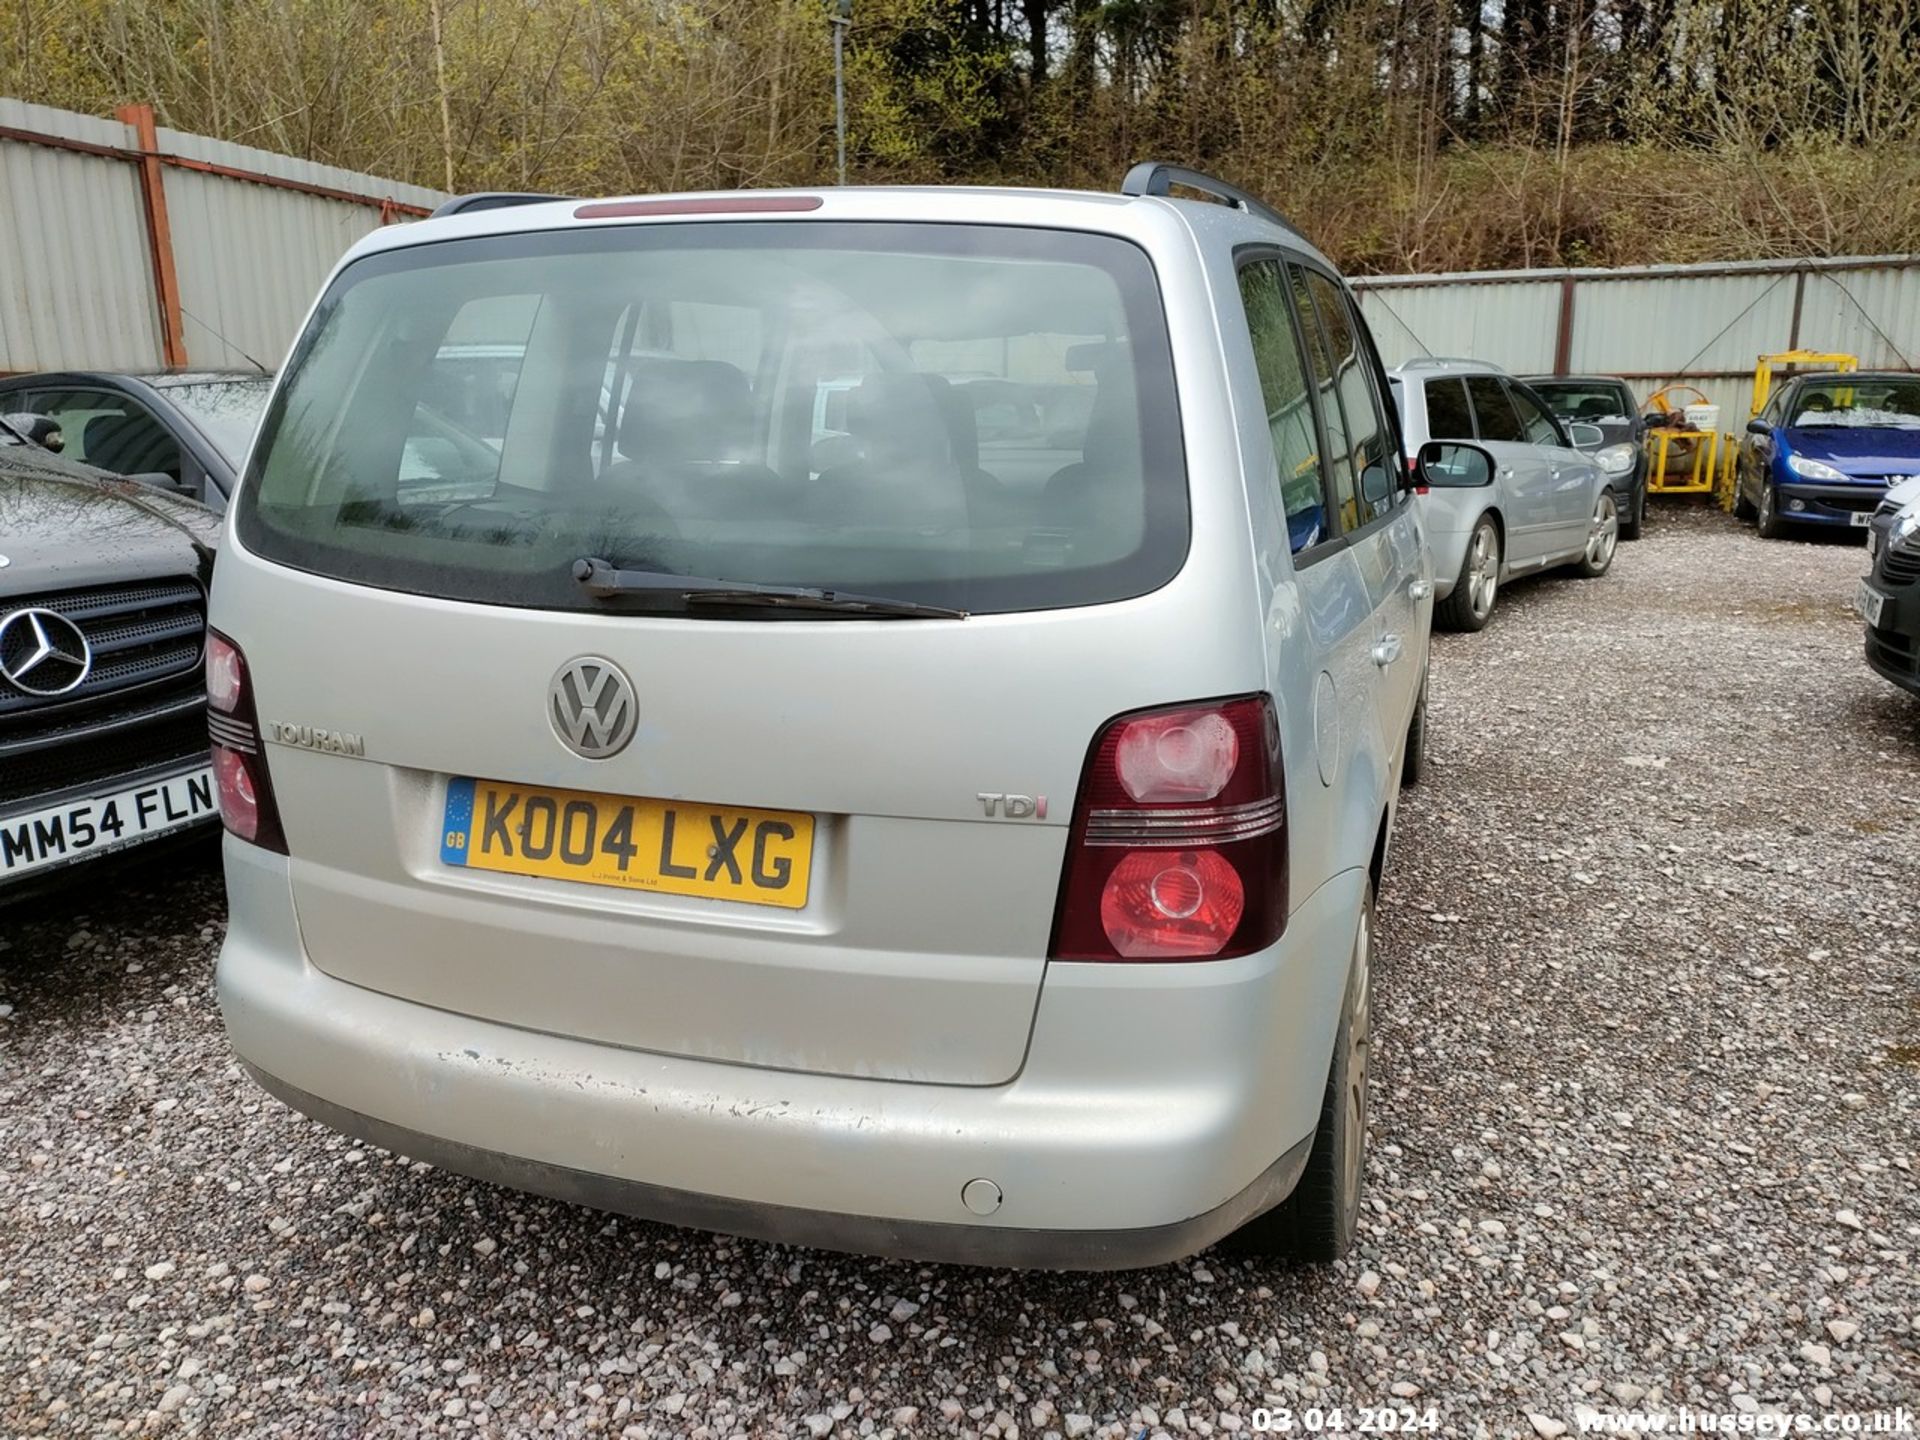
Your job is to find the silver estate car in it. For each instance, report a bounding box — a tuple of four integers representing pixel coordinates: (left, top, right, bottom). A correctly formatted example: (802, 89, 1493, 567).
(208, 170, 1474, 1268)
(1390, 359, 1618, 632)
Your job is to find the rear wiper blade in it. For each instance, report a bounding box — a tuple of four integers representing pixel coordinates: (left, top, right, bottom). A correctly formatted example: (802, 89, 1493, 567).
(572, 557, 966, 618)
(679, 586, 968, 619)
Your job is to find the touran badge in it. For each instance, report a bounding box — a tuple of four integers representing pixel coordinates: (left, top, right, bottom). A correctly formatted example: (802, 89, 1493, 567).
(0, 607, 92, 696)
(549, 656, 638, 759)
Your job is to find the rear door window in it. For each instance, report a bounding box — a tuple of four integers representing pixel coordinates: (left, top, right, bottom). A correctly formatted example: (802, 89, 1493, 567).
(1423, 378, 1474, 440)
(1465, 376, 1524, 443)
(238, 223, 1186, 616)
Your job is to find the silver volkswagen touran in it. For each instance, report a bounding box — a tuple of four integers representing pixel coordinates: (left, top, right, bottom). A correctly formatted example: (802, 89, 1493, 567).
(209, 169, 1464, 1268)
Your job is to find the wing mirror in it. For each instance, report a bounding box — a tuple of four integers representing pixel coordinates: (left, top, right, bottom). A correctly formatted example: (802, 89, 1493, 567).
(1746, 417, 1772, 436)
(1414, 440, 1495, 489)
(1565, 421, 1606, 450)
(3, 412, 64, 453)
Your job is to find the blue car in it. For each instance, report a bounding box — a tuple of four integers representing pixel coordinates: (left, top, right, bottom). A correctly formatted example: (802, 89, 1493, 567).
(1734, 371, 1920, 538)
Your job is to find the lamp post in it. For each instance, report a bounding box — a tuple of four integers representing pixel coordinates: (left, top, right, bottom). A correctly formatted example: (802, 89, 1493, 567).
(830, 0, 851, 186)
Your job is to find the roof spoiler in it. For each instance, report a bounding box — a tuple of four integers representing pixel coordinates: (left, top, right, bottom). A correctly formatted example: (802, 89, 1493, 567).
(429, 192, 572, 219)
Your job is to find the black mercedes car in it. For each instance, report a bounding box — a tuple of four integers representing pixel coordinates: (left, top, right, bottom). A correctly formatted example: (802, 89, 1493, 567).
(0, 369, 274, 512)
(1857, 481, 1920, 696)
(1522, 374, 1650, 540)
(0, 418, 221, 900)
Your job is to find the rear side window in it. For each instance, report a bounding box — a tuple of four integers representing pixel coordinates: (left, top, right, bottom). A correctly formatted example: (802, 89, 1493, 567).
(1465, 376, 1524, 443)
(238, 223, 1187, 616)
(1422, 378, 1474, 440)
(1237, 259, 1330, 554)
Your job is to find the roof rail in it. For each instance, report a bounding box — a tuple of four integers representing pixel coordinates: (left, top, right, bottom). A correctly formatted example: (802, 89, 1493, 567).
(1120, 162, 1299, 236)
(429, 192, 571, 219)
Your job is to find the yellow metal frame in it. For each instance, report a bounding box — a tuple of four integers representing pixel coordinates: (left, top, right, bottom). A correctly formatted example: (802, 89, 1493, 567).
(1749, 351, 1858, 417)
(1645, 427, 1720, 496)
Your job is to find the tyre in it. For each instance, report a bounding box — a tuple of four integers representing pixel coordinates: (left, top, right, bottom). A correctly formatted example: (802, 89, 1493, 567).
(1227, 887, 1373, 1263)
(1618, 482, 1643, 541)
(1400, 673, 1427, 788)
(1755, 481, 1785, 539)
(1435, 515, 1499, 632)
(1573, 489, 1618, 578)
(1733, 483, 1756, 522)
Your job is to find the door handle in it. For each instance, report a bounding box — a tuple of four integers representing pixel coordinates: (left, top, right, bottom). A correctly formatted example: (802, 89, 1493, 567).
(1371, 634, 1404, 668)
(1498, 465, 1516, 479)
(1408, 578, 1432, 601)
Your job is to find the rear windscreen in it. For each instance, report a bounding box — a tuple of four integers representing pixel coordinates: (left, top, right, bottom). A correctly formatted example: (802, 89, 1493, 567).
(236, 222, 1188, 615)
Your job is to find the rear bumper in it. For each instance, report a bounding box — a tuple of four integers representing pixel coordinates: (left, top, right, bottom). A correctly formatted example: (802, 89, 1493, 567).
(242, 1062, 1311, 1269)
(216, 839, 1365, 1269)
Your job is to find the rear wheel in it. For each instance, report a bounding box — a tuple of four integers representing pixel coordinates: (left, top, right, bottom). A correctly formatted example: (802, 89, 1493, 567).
(1756, 481, 1785, 539)
(1227, 888, 1372, 1263)
(1435, 516, 1499, 632)
(1573, 489, 1619, 578)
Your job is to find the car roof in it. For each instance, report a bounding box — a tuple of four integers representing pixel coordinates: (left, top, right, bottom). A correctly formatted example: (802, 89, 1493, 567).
(1786, 370, 1915, 384)
(326, 184, 1339, 279)
(1520, 374, 1631, 386)
(1390, 357, 1508, 378)
(1, 369, 268, 390)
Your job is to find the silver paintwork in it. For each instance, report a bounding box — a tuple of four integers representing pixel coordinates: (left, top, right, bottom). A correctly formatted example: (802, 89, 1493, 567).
(211, 184, 1431, 1267)
(1391, 358, 1613, 602)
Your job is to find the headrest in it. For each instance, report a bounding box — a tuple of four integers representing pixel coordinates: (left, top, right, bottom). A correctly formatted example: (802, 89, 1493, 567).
(920, 374, 978, 471)
(846, 374, 951, 468)
(618, 358, 754, 465)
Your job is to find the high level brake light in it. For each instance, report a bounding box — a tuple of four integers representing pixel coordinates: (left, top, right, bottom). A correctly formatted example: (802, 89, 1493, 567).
(206, 630, 288, 853)
(1050, 695, 1288, 961)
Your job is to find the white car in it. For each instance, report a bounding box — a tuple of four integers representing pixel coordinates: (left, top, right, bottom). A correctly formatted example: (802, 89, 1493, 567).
(205, 171, 1467, 1268)
(1390, 359, 1619, 631)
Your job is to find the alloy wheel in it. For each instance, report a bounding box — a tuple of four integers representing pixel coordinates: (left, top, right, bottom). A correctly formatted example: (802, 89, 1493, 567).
(1467, 524, 1498, 618)
(1340, 906, 1372, 1211)
(1587, 493, 1619, 570)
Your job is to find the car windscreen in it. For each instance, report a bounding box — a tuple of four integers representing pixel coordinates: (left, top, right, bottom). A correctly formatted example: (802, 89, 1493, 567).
(1789, 378, 1920, 430)
(235, 222, 1188, 616)
(1527, 381, 1631, 423)
(162, 378, 276, 465)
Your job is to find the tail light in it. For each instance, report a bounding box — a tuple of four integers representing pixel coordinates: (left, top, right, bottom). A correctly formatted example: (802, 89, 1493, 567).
(1050, 695, 1287, 961)
(205, 630, 287, 853)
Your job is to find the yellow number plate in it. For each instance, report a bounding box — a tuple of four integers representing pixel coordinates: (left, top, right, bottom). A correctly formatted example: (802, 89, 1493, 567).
(440, 777, 813, 909)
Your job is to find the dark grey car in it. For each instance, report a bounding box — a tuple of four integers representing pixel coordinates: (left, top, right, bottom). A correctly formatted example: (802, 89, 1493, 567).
(1523, 375, 1648, 540)
(0, 419, 221, 900)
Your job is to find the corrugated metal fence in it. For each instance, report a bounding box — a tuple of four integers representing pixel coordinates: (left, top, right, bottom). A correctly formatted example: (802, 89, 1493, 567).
(1352, 254, 1920, 421)
(0, 98, 444, 373)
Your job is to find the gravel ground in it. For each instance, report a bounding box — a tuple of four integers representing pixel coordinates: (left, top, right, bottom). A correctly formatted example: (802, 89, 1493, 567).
(3, 508, 1916, 1439)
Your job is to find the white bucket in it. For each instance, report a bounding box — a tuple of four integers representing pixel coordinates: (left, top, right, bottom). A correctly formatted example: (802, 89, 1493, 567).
(1684, 402, 1720, 432)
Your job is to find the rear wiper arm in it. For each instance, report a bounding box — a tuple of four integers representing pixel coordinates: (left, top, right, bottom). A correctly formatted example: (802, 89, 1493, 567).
(572, 557, 967, 618)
